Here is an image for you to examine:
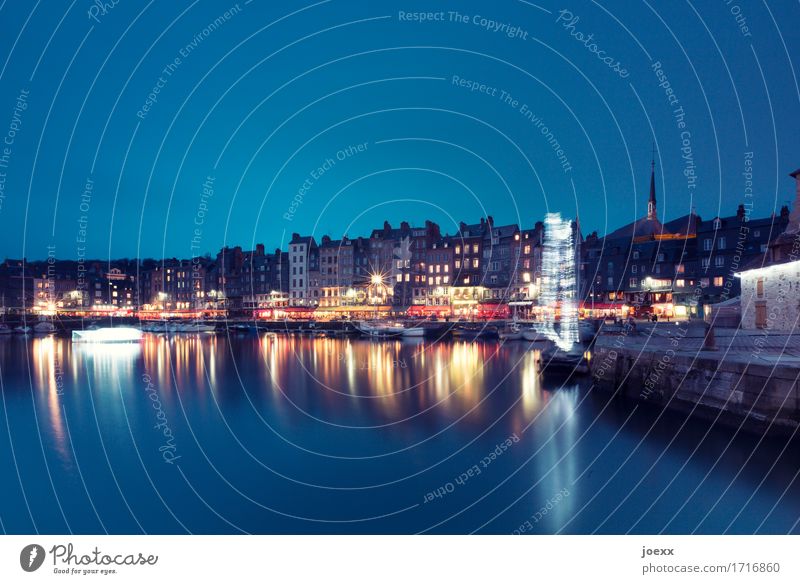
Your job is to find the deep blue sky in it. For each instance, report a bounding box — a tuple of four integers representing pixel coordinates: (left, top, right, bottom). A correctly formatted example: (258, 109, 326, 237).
(0, 0, 798, 260)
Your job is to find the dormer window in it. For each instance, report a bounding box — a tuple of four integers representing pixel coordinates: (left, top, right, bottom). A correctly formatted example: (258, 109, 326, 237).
(713, 218, 721, 230)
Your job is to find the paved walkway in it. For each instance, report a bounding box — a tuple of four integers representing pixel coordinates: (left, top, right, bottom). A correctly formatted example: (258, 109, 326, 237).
(594, 322, 800, 365)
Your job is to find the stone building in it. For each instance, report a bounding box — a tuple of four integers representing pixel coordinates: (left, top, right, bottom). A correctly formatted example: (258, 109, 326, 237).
(739, 169, 800, 330)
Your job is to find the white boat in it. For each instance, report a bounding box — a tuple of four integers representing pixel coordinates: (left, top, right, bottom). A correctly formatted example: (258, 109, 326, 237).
(522, 327, 550, 344)
(499, 324, 523, 341)
(72, 327, 143, 344)
(0, 324, 12, 335)
(14, 325, 31, 334)
(355, 321, 404, 337)
(401, 326, 425, 337)
(33, 321, 56, 334)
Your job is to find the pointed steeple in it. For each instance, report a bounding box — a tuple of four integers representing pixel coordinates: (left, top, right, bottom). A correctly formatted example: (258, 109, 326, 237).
(647, 149, 657, 220)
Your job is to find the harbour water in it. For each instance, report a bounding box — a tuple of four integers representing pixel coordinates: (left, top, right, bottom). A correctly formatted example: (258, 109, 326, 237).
(0, 333, 798, 534)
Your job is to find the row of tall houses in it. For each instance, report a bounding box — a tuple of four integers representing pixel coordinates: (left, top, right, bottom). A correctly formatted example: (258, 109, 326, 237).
(286, 217, 543, 316)
(1, 164, 797, 319)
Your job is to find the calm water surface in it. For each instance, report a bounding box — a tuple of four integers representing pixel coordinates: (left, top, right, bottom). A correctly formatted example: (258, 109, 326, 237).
(0, 333, 798, 534)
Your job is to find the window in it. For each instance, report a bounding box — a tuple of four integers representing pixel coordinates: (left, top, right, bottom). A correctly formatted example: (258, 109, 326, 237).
(753, 230, 760, 238)
(713, 276, 723, 287)
(443, 276, 449, 284)
(675, 264, 685, 274)
(522, 272, 531, 283)
(472, 258, 479, 268)
(455, 246, 461, 255)
(607, 261, 614, 272)
(676, 279, 685, 288)
(632, 265, 638, 274)
(633, 251, 640, 259)
(490, 275, 498, 284)
(472, 244, 479, 254)
(718, 237, 726, 250)
(756, 278, 764, 298)
(657, 253, 665, 261)
(713, 218, 721, 229)
(444, 265, 449, 273)
(701, 258, 710, 268)
(700, 278, 709, 288)
(455, 260, 461, 269)
(491, 261, 500, 271)
(629, 277, 638, 288)
(523, 245, 531, 255)
(703, 239, 712, 251)
(607, 276, 614, 287)
(760, 244, 768, 253)
(715, 256, 724, 267)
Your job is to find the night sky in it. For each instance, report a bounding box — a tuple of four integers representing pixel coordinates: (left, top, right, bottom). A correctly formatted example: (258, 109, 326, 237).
(0, 0, 798, 260)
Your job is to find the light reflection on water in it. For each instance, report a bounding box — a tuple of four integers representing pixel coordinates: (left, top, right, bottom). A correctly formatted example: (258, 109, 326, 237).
(2, 333, 800, 534)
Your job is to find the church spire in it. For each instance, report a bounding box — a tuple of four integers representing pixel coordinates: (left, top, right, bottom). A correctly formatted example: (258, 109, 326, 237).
(647, 147, 657, 220)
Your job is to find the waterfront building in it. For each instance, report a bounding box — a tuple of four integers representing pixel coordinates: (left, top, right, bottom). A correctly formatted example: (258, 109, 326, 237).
(483, 221, 519, 301)
(738, 169, 800, 330)
(579, 161, 785, 319)
(695, 205, 788, 307)
(319, 236, 344, 308)
(289, 234, 317, 306)
(420, 236, 454, 315)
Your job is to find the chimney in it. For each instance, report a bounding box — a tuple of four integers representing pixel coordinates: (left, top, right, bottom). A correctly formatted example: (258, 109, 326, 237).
(322, 235, 331, 244)
(487, 215, 494, 226)
(787, 169, 800, 234)
(400, 221, 410, 231)
(383, 221, 391, 232)
(256, 243, 265, 255)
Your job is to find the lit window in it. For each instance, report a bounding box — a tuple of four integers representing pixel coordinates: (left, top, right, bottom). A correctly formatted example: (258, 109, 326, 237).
(629, 277, 638, 287)
(713, 276, 723, 287)
(472, 258, 479, 268)
(472, 244, 479, 254)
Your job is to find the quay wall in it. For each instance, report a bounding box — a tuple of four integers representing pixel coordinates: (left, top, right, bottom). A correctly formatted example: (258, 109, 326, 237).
(589, 329, 800, 434)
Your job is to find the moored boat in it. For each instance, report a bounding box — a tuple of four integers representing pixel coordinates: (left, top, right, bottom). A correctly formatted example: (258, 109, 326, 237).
(0, 324, 12, 335)
(401, 326, 425, 337)
(539, 343, 589, 374)
(33, 321, 56, 334)
(498, 324, 522, 341)
(452, 325, 499, 340)
(72, 327, 143, 343)
(522, 327, 551, 344)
